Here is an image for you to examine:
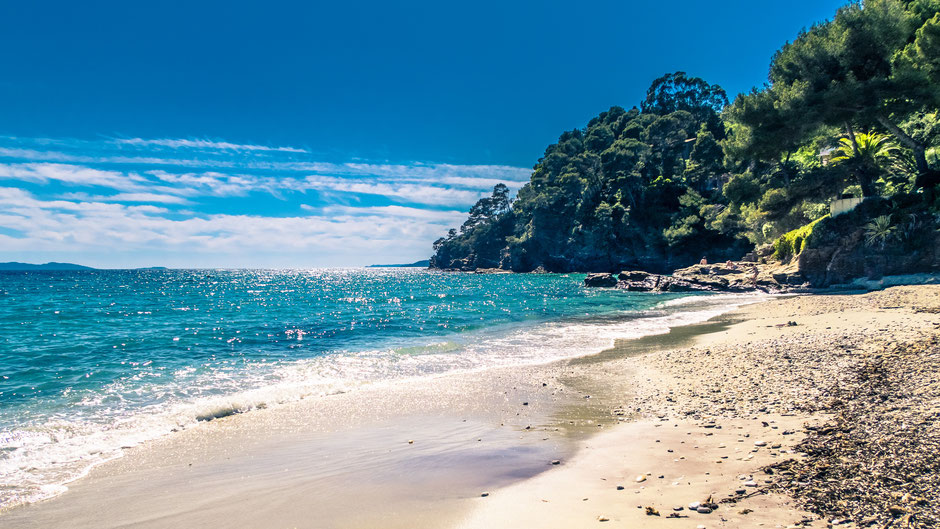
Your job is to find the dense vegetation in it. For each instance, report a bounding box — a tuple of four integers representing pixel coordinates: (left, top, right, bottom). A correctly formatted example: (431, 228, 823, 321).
(432, 0, 940, 273)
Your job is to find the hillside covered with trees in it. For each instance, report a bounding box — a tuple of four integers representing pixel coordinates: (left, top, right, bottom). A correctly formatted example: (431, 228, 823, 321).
(431, 0, 940, 278)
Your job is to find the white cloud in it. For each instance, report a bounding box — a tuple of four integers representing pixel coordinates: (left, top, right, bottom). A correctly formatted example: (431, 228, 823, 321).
(57, 192, 192, 204)
(0, 188, 445, 262)
(317, 205, 468, 222)
(112, 137, 308, 153)
(0, 136, 534, 266)
(0, 163, 149, 191)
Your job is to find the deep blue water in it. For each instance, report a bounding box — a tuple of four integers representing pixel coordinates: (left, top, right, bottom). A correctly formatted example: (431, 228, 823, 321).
(0, 268, 752, 508)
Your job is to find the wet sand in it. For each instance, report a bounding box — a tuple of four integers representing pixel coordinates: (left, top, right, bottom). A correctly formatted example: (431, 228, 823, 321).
(4, 285, 938, 528)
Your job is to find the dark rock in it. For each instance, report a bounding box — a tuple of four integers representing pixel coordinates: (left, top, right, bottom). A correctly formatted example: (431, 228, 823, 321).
(584, 273, 618, 287)
(618, 270, 651, 281)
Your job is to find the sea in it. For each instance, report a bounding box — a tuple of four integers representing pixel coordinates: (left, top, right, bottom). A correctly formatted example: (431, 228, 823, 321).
(0, 268, 763, 510)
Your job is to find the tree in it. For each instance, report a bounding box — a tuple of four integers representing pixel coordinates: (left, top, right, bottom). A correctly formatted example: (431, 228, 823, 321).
(766, 0, 939, 192)
(641, 72, 729, 126)
(829, 131, 899, 195)
(641, 72, 729, 142)
(460, 184, 513, 233)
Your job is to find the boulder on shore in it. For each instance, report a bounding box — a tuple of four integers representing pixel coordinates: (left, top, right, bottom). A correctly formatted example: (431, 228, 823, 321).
(584, 273, 618, 287)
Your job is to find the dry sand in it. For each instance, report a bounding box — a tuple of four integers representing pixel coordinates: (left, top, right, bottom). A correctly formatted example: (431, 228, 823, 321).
(460, 285, 940, 528)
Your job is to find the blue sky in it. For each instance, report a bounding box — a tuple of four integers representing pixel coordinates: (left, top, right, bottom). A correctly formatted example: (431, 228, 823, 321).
(0, 0, 847, 268)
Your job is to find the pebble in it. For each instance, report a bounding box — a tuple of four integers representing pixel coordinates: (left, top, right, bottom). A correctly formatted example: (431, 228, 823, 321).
(635, 475, 646, 482)
(696, 506, 713, 514)
(551, 460, 560, 465)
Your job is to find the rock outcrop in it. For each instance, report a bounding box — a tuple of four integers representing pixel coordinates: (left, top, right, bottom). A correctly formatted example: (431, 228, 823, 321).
(584, 273, 619, 287)
(585, 263, 801, 293)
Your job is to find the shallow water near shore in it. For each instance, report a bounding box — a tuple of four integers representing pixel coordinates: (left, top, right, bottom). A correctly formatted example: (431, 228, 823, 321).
(0, 268, 766, 511)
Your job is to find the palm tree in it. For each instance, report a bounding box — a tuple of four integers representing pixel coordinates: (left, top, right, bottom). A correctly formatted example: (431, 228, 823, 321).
(830, 131, 898, 197)
(864, 215, 896, 250)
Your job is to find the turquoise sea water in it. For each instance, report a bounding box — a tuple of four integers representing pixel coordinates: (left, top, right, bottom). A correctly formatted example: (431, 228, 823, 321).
(0, 269, 759, 509)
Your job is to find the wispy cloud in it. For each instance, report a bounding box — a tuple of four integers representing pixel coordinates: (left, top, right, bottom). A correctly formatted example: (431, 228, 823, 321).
(57, 191, 192, 204)
(0, 162, 149, 191)
(0, 135, 533, 266)
(112, 137, 308, 153)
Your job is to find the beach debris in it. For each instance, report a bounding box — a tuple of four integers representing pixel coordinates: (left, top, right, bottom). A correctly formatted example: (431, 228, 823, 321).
(760, 333, 940, 528)
(645, 506, 660, 516)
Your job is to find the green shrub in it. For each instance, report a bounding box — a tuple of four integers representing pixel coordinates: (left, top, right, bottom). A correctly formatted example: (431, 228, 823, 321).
(773, 215, 829, 261)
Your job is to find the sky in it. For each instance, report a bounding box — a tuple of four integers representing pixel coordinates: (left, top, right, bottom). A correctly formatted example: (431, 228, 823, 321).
(0, 0, 847, 268)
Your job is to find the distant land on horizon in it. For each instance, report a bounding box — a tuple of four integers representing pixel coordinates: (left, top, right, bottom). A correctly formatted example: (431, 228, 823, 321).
(0, 262, 171, 271)
(367, 260, 431, 268)
(1, 260, 439, 270)
(0, 262, 96, 271)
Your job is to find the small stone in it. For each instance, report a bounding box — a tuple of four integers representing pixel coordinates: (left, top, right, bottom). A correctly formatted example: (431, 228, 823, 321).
(689, 501, 701, 510)
(616, 485, 624, 490)
(673, 506, 684, 511)
(597, 516, 609, 522)
(744, 481, 757, 487)
(481, 492, 489, 497)
(408, 440, 414, 444)
(754, 440, 767, 447)
(635, 475, 646, 483)
(696, 506, 713, 514)
(551, 459, 561, 465)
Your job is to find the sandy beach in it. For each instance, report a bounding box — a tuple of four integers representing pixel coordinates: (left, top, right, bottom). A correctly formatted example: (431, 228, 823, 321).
(3, 285, 938, 529)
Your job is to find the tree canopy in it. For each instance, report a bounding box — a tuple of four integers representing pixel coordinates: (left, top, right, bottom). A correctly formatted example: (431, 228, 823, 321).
(431, 1, 940, 273)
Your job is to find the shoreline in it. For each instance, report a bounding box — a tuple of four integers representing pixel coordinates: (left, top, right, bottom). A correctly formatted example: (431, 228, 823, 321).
(2, 285, 937, 528)
(0, 287, 767, 515)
